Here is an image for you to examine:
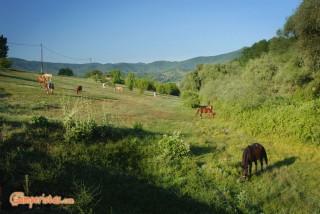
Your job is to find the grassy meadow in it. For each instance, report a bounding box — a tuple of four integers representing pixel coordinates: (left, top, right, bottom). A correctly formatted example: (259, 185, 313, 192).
(0, 69, 320, 213)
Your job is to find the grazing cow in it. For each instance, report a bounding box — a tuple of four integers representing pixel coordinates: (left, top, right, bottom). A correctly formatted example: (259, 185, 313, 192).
(37, 76, 47, 85)
(76, 85, 82, 94)
(45, 82, 54, 94)
(103, 83, 106, 88)
(42, 73, 53, 82)
(114, 86, 123, 92)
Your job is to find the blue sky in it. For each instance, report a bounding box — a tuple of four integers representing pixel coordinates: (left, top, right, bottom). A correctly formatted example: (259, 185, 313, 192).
(1, 0, 302, 64)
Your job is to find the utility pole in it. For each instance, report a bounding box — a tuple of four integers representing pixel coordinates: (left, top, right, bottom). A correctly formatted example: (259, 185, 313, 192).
(40, 43, 44, 73)
(90, 58, 93, 71)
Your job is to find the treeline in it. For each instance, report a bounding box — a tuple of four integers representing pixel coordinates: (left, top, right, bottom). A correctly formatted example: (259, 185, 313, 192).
(181, 0, 320, 108)
(84, 69, 180, 96)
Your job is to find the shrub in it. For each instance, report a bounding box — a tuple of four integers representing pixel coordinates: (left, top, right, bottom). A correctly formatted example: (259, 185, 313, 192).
(0, 58, 12, 68)
(60, 97, 97, 143)
(181, 91, 200, 107)
(31, 115, 49, 127)
(158, 130, 190, 159)
(63, 116, 96, 143)
(133, 122, 143, 132)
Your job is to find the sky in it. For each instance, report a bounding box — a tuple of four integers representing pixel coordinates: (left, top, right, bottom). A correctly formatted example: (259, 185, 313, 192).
(1, 0, 302, 64)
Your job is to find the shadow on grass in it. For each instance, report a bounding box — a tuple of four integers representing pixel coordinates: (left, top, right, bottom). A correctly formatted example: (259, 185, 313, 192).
(0, 124, 220, 214)
(0, 87, 12, 98)
(190, 145, 215, 156)
(93, 125, 158, 143)
(269, 156, 297, 170)
(32, 104, 60, 111)
(0, 72, 37, 83)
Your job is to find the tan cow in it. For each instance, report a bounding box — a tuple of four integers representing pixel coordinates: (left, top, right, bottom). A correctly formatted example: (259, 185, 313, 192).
(114, 86, 123, 92)
(42, 73, 53, 82)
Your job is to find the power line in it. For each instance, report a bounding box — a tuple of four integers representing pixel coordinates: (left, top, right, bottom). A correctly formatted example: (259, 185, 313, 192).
(8, 42, 91, 62)
(42, 45, 90, 61)
(8, 42, 39, 47)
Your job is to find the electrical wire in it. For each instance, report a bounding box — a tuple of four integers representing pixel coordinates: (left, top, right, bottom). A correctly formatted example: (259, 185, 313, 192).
(8, 42, 91, 62)
(8, 42, 39, 47)
(42, 45, 90, 61)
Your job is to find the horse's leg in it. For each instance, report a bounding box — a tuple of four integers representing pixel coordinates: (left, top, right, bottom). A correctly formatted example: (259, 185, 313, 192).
(254, 161, 258, 174)
(260, 157, 264, 172)
(249, 162, 252, 177)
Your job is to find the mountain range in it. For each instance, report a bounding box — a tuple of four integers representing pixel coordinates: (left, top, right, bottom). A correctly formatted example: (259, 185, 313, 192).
(9, 48, 243, 82)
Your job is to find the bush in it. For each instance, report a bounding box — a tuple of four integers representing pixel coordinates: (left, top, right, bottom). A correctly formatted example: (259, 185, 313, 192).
(63, 116, 96, 143)
(133, 122, 143, 132)
(158, 130, 190, 159)
(0, 58, 12, 68)
(31, 115, 49, 127)
(60, 96, 97, 143)
(58, 68, 73, 76)
(181, 91, 200, 107)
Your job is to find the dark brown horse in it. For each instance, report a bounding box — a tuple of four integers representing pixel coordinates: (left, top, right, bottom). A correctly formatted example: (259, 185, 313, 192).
(241, 143, 268, 179)
(195, 107, 215, 119)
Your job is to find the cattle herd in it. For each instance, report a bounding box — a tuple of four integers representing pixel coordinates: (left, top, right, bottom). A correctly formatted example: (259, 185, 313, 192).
(36, 73, 124, 95)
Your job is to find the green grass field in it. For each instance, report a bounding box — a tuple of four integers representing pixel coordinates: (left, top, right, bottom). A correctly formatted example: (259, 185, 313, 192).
(0, 69, 319, 214)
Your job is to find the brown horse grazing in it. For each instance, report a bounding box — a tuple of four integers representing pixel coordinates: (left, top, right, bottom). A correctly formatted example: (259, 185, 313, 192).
(241, 143, 268, 179)
(195, 107, 215, 119)
(76, 85, 82, 94)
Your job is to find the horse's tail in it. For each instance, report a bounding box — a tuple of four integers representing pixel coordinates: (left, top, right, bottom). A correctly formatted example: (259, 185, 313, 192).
(262, 147, 268, 167)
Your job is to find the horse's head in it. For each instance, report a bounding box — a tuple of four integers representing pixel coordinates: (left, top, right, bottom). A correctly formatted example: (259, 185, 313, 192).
(241, 163, 248, 178)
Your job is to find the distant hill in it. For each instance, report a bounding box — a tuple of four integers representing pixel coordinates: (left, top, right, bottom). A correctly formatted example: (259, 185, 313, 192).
(9, 48, 243, 82)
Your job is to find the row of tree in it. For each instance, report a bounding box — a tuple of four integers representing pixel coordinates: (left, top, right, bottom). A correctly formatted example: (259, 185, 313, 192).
(84, 69, 180, 96)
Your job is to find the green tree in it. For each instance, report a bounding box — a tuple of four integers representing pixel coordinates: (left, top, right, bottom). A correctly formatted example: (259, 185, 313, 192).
(58, 68, 74, 76)
(83, 69, 102, 78)
(136, 78, 150, 94)
(284, 0, 320, 71)
(155, 82, 166, 94)
(0, 35, 9, 58)
(180, 65, 202, 92)
(0, 35, 11, 68)
(109, 70, 124, 85)
(125, 72, 136, 91)
(237, 39, 269, 66)
(165, 83, 180, 96)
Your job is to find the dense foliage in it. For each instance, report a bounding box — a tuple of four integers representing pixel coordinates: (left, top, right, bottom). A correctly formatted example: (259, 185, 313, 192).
(58, 68, 74, 76)
(180, 0, 320, 144)
(0, 35, 9, 58)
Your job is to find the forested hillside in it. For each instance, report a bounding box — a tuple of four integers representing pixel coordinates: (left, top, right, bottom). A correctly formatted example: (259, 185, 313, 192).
(180, 0, 320, 145)
(9, 49, 242, 82)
